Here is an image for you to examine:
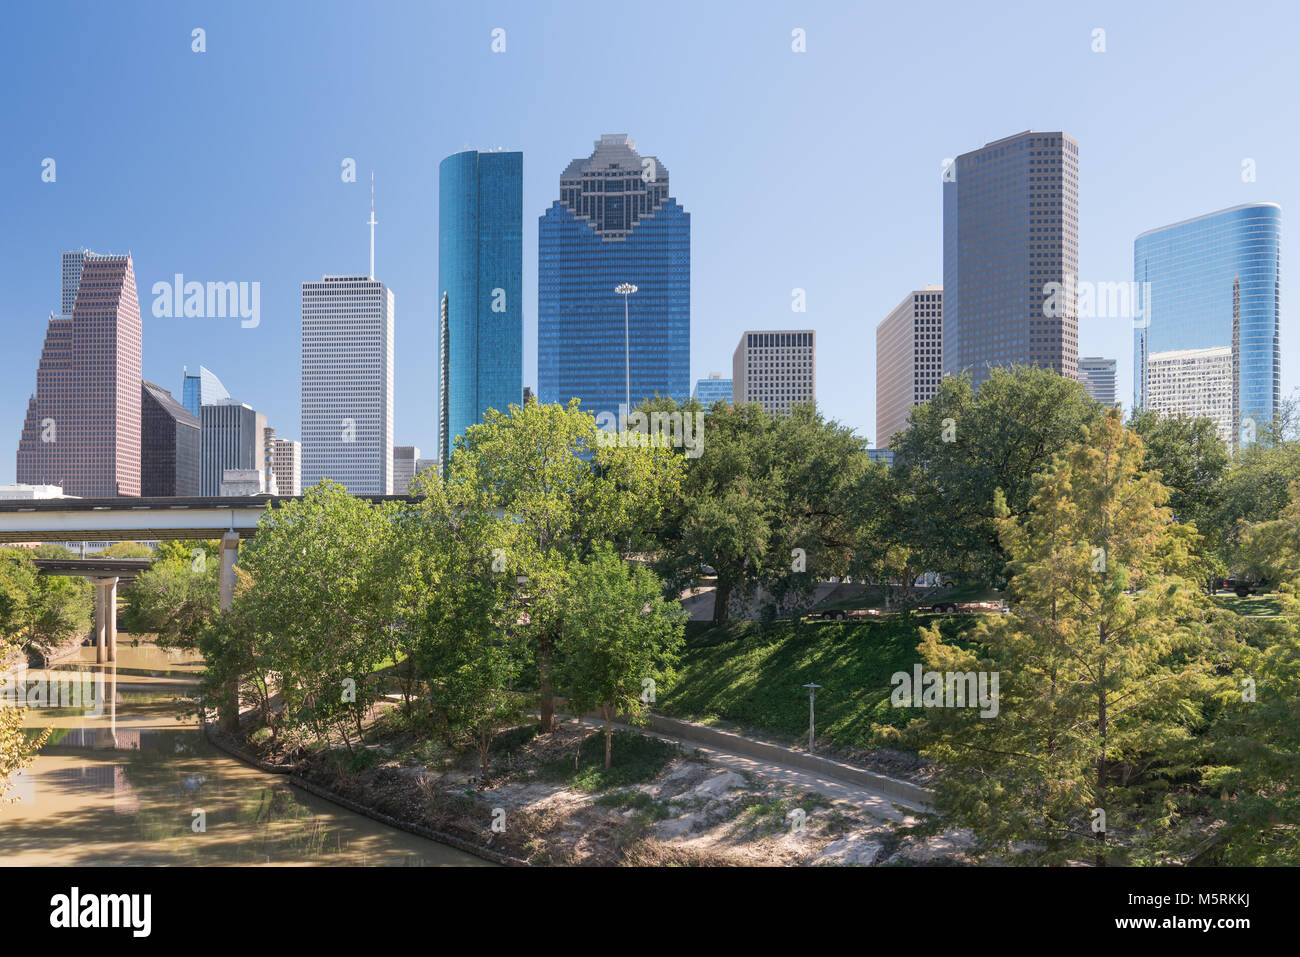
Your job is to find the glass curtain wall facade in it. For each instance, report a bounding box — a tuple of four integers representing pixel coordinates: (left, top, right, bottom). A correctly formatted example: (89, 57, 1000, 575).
(182, 365, 231, 418)
(1133, 203, 1281, 447)
(538, 134, 689, 420)
(438, 150, 523, 461)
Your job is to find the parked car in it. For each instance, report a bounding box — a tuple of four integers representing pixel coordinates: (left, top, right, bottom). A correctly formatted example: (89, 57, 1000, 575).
(1222, 577, 1270, 598)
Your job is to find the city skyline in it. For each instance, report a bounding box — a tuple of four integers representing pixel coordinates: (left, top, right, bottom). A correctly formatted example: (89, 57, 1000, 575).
(3, 2, 1298, 477)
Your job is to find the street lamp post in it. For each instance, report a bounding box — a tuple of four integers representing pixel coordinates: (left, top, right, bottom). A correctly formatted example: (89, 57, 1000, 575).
(803, 683, 822, 752)
(615, 283, 638, 417)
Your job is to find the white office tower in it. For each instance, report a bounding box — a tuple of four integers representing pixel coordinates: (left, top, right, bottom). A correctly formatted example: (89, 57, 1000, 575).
(732, 330, 816, 414)
(300, 275, 395, 494)
(272, 437, 302, 496)
(1145, 346, 1234, 444)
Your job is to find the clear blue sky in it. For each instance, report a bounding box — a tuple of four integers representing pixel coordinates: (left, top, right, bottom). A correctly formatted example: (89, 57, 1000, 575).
(2, 0, 1296, 482)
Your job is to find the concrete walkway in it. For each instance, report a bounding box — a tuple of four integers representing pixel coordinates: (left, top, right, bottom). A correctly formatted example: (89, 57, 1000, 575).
(570, 711, 931, 823)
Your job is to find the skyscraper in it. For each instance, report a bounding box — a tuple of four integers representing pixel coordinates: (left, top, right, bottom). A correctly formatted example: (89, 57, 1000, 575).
(732, 330, 816, 414)
(1133, 203, 1281, 447)
(18, 251, 143, 497)
(876, 287, 943, 449)
(1078, 356, 1117, 407)
(1144, 347, 1234, 443)
(181, 365, 231, 418)
(300, 275, 395, 494)
(393, 445, 420, 494)
(141, 381, 200, 496)
(439, 150, 523, 461)
(693, 373, 733, 406)
(943, 130, 1079, 386)
(271, 437, 301, 496)
(200, 400, 266, 496)
(61, 249, 91, 317)
(538, 134, 690, 420)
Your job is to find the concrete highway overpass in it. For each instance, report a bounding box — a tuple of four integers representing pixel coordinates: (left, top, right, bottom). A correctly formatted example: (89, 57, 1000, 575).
(0, 494, 416, 543)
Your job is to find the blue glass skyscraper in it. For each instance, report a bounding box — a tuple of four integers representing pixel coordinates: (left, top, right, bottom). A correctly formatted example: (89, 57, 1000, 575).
(538, 134, 689, 420)
(1133, 203, 1281, 446)
(181, 364, 231, 418)
(439, 149, 523, 460)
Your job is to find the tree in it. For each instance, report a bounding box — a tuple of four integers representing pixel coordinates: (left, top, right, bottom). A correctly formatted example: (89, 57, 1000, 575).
(0, 549, 91, 663)
(1195, 597, 1300, 864)
(0, 564, 53, 801)
(121, 547, 218, 646)
(1212, 440, 1300, 565)
(411, 472, 525, 777)
(909, 409, 1216, 865)
(1193, 480, 1300, 865)
(441, 400, 683, 732)
(97, 541, 154, 559)
(30, 544, 74, 559)
(1233, 480, 1300, 584)
(655, 400, 864, 624)
(889, 366, 1103, 585)
(557, 546, 686, 768)
(23, 575, 93, 662)
(1129, 411, 1229, 547)
(1, 673, 50, 802)
(233, 482, 399, 748)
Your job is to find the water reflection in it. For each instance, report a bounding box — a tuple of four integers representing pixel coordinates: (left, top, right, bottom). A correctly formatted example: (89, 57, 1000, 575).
(1, 643, 489, 866)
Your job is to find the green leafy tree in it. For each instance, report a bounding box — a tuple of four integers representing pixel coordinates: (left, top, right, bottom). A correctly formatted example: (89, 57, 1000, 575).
(1213, 440, 1300, 567)
(910, 410, 1216, 865)
(1129, 411, 1229, 556)
(1195, 598, 1300, 864)
(233, 482, 398, 748)
(888, 366, 1103, 585)
(656, 400, 864, 624)
(440, 400, 683, 732)
(412, 472, 525, 776)
(30, 544, 74, 559)
(97, 541, 154, 559)
(557, 546, 686, 768)
(1, 634, 50, 800)
(122, 540, 219, 644)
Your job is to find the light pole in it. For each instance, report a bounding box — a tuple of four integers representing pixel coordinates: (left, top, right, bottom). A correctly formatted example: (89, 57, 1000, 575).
(803, 683, 822, 752)
(615, 283, 638, 417)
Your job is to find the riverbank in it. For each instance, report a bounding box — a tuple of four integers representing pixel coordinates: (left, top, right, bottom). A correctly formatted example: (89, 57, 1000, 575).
(215, 709, 969, 866)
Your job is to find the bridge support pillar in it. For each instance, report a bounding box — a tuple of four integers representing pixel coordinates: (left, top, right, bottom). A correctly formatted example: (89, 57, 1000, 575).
(218, 531, 240, 733)
(94, 582, 106, 664)
(93, 577, 119, 663)
(219, 530, 240, 611)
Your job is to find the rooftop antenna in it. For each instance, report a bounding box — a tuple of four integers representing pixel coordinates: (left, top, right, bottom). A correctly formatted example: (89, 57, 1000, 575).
(367, 169, 377, 279)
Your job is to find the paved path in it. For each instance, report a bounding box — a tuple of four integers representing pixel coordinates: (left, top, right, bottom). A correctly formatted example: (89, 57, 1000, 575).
(572, 713, 928, 823)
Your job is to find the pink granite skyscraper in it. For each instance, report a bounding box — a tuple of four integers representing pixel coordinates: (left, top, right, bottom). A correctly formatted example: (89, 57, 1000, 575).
(17, 253, 143, 496)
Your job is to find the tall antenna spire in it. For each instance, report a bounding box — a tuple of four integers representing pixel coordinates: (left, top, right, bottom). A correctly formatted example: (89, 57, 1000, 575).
(367, 168, 377, 279)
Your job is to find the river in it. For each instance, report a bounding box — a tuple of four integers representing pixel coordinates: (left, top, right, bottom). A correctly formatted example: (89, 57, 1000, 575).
(0, 641, 489, 866)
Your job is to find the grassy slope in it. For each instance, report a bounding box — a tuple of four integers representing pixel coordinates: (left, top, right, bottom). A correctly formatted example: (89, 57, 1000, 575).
(658, 616, 975, 750)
